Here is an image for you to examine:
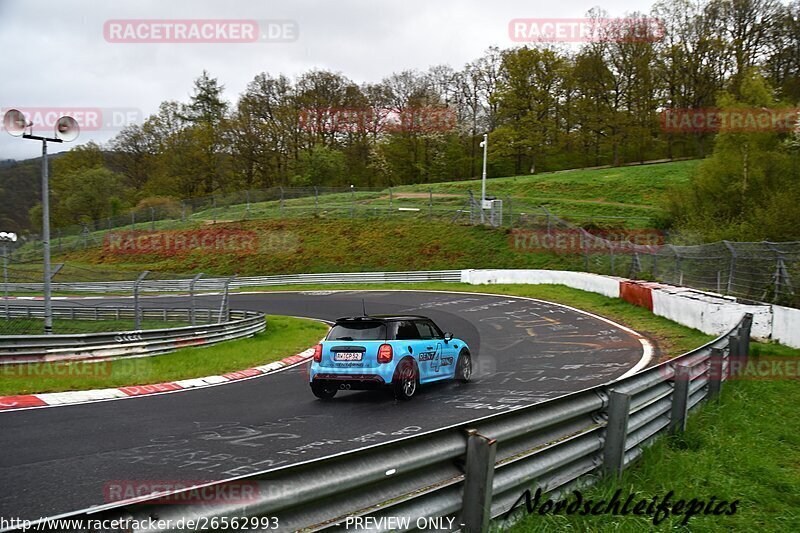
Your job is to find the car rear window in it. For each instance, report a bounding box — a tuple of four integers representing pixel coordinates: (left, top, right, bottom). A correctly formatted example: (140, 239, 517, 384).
(327, 321, 387, 341)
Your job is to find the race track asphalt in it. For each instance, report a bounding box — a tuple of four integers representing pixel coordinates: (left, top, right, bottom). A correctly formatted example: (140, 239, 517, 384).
(0, 289, 651, 522)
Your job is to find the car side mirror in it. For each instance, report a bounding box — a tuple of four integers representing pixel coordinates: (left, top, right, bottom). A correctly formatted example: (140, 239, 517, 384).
(444, 332, 453, 343)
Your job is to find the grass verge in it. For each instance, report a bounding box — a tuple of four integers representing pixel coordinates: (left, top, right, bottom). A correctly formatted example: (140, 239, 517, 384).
(0, 315, 328, 395)
(505, 373, 800, 532)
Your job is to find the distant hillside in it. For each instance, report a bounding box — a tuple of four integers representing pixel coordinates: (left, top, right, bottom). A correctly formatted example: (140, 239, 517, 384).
(0, 153, 65, 233)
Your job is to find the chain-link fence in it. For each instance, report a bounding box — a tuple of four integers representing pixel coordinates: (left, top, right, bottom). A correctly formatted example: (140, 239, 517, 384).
(508, 209, 798, 307)
(0, 260, 236, 335)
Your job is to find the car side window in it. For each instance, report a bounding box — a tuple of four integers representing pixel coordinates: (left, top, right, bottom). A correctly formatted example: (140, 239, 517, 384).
(426, 320, 444, 339)
(415, 321, 438, 339)
(394, 321, 421, 340)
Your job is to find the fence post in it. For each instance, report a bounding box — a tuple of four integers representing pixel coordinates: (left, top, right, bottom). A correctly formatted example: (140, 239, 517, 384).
(212, 195, 217, 224)
(507, 195, 512, 228)
(670, 363, 691, 434)
(218, 275, 236, 323)
(461, 429, 497, 533)
(723, 241, 736, 294)
(189, 273, 204, 326)
(707, 347, 725, 400)
(428, 188, 433, 219)
(245, 190, 250, 219)
(582, 230, 590, 271)
(388, 187, 393, 216)
(57, 229, 62, 254)
(133, 271, 150, 330)
(603, 390, 631, 478)
(131, 210, 136, 232)
(181, 201, 187, 222)
(150, 207, 155, 231)
(350, 185, 355, 219)
(82, 224, 89, 249)
(314, 186, 319, 217)
(279, 187, 284, 215)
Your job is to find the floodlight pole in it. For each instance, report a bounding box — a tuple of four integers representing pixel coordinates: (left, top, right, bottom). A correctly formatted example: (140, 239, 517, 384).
(480, 133, 488, 224)
(24, 134, 62, 334)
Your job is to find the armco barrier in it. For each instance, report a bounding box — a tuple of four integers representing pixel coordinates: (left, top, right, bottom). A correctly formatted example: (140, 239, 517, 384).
(3, 268, 795, 346)
(0, 307, 266, 364)
(3, 270, 462, 293)
(34, 315, 751, 533)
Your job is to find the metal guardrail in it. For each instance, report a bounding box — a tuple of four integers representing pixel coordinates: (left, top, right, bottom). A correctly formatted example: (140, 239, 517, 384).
(41, 315, 751, 532)
(3, 270, 462, 293)
(0, 307, 266, 364)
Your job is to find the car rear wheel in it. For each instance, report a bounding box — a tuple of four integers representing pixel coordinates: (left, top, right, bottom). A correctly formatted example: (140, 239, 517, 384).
(393, 360, 418, 401)
(311, 381, 338, 400)
(456, 350, 472, 383)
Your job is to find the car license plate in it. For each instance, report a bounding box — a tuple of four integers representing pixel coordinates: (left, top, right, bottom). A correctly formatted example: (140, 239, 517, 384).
(334, 352, 363, 361)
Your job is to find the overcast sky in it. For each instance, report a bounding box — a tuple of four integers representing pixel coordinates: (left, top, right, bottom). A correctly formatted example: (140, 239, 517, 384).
(0, 0, 653, 161)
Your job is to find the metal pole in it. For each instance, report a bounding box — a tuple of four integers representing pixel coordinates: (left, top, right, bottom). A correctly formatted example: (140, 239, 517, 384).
(670, 363, 691, 434)
(603, 390, 631, 478)
(350, 185, 355, 219)
(218, 275, 236, 323)
(480, 133, 487, 224)
(133, 270, 150, 330)
(388, 187, 393, 216)
(461, 429, 496, 533)
(2, 243, 8, 320)
(41, 139, 53, 334)
(189, 273, 203, 325)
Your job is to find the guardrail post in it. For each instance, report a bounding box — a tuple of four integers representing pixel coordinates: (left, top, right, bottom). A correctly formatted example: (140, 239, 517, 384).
(461, 429, 497, 533)
(603, 390, 631, 479)
(133, 271, 150, 330)
(707, 347, 724, 400)
(728, 334, 741, 377)
(189, 273, 204, 325)
(670, 363, 691, 434)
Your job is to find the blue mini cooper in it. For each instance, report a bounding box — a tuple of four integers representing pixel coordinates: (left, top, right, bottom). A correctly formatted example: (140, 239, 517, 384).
(309, 315, 472, 400)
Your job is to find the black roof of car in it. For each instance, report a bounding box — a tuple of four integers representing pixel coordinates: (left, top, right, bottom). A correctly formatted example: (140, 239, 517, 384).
(334, 315, 432, 323)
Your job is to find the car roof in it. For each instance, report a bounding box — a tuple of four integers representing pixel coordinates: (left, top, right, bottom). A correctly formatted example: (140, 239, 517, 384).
(334, 315, 432, 323)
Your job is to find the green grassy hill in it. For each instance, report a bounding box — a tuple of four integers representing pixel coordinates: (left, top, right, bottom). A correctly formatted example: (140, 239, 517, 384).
(19, 160, 698, 277)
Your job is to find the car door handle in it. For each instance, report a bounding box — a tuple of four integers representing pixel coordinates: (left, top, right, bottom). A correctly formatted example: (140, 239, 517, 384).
(426, 346, 433, 350)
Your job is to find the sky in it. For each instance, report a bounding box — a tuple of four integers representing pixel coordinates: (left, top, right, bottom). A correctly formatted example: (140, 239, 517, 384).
(0, 0, 653, 161)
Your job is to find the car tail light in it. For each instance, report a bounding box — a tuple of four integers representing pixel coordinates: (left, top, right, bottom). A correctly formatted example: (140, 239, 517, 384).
(377, 344, 393, 364)
(313, 344, 323, 363)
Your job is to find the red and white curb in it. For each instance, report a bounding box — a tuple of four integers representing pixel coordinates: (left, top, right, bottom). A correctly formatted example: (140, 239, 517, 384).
(0, 347, 315, 412)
